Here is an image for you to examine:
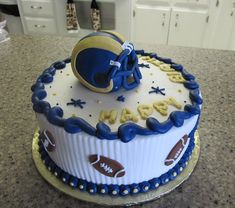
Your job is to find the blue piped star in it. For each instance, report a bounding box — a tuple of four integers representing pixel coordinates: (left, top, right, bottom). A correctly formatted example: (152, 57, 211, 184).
(138, 63, 150, 68)
(149, 86, 166, 96)
(67, 99, 86, 109)
(117, 95, 125, 102)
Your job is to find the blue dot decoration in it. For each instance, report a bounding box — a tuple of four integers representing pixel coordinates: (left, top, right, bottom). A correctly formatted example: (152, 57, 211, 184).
(120, 185, 130, 196)
(130, 183, 140, 194)
(78, 180, 87, 191)
(109, 184, 119, 196)
(98, 184, 109, 194)
(69, 176, 79, 188)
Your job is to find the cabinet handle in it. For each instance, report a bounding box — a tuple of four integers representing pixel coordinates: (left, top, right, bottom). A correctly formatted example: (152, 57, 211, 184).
(231, 10, 234, 16)
(162, 13, 166, 26)
(231, 3, 235, 16)
(34, 24, 46, 28)
(216, 0, 219, 7)
(175, 14, 179, 27)
(31, 5, 42, 9)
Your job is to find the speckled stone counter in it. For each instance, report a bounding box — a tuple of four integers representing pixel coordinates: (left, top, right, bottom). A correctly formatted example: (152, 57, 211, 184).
(0, 35, 234, 208)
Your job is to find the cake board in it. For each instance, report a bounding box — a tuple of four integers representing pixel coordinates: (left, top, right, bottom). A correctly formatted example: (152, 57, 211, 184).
(32, 129, 200, 206)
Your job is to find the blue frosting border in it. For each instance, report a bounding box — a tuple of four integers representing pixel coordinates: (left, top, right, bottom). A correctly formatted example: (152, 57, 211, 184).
(31, 51, 203, 142)
(38, 126, 197, 196)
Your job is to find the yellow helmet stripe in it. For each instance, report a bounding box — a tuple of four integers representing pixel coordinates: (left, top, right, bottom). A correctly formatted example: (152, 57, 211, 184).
(101, 30, 125, 43)
(71, 36, 121, 93)
(72, 36, 122, 56)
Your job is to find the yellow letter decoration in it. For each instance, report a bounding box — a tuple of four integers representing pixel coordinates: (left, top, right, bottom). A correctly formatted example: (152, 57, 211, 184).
(147, 58, 156, 63)
(142, 56, 151, 61)
(153, 97, 182, 116)
(99, 110, 118, 124)
(159, 64, 174, 72)
(150, 59, 162, 67)
(137, 105, 153, 119)
(165, 97, 182, 109)
(120, 108, 138, 123)
(167, 72, 185, 83)
(153, 101, 168, 116)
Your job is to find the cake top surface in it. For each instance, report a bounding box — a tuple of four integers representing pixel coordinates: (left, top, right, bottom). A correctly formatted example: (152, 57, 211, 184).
(32, 50, 202, 142)
(42, 56, 192, 131)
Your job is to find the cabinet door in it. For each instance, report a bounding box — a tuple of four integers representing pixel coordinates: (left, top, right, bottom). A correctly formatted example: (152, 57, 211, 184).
(168, 9, 208, 47)
(206, 0, 235, 50)
(230, 15, 235, 50)
(133, 4, 171, 44)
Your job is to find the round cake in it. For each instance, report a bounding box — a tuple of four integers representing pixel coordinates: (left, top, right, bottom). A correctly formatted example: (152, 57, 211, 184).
(31, 31, 202, 196)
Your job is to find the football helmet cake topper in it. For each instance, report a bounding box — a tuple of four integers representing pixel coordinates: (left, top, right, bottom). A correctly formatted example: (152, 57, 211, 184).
(71, 31, 142, 93)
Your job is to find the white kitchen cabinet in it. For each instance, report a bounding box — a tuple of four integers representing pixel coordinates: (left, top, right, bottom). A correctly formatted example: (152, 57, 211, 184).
(168, 8, 209, 47)
(133, 1, 171, 45)
(15, 0, 235, 50)
(17, 0, 59, 35)
(203, 0, 235, 50)
(133, 0, 210, 48)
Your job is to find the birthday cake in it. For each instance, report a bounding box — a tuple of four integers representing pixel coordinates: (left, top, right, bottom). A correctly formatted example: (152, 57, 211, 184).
(31, 31, 202, 196)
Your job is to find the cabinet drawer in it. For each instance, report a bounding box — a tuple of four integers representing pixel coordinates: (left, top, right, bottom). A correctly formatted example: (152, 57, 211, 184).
(21, 0, 54, 17)
(24, 17, 57, 34)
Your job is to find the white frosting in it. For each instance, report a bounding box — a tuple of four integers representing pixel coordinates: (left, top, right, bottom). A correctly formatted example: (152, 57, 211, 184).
(37, 113, 198, 185)
(43, 58, 191, 131)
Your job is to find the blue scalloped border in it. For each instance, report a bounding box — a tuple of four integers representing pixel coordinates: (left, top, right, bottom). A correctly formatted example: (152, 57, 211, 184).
(38, 126, 197, 196)
(31, 51, 202, 142)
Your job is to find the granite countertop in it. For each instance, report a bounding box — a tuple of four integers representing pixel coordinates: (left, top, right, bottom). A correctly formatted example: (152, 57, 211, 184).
(0, 35, 234, 208)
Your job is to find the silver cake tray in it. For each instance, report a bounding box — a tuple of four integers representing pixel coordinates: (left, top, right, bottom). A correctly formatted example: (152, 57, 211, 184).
(32, 129, 200, 206)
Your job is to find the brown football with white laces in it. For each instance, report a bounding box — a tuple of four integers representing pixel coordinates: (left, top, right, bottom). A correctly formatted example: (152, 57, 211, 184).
(165, 135, 189, 166)
(89, 155, 125, 178)
(39, 130, 56, 152)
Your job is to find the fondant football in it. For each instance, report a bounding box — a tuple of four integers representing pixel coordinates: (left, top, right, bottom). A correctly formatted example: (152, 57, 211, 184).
(89, 155, 125, 178)
(165, 135, 189, 166)
(39, 130, 56, 152)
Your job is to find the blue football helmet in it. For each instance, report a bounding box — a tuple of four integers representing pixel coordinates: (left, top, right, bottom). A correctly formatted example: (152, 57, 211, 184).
(71, 31, 142, 93)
